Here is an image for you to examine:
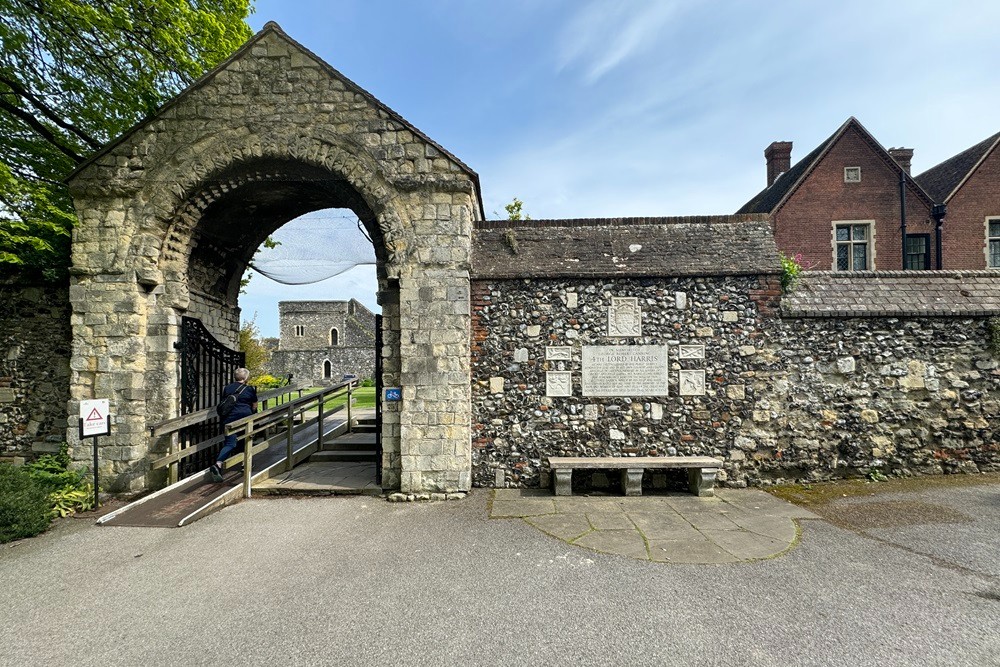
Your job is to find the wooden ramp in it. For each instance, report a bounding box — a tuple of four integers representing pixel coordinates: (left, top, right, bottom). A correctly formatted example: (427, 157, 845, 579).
(98, 415, 357, 528)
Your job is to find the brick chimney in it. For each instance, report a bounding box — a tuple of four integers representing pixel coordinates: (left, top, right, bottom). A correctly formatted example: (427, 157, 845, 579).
(764, 141, 792, 186)
(888, 147, 914, 175)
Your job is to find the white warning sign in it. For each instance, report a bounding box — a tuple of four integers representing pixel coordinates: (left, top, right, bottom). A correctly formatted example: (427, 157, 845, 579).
(79, 399, 110, 438)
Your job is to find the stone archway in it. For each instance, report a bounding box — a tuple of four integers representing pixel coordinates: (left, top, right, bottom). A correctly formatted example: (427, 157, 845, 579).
(65, 23, 481, 493)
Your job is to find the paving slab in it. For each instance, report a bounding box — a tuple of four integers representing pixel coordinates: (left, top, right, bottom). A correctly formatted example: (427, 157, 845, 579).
(524, 513, 593, 541)
(254, 461, 380, 495)
(572, 528, 649, 560)
(490, 488, 804, 564)
(648, 538, 739, 564)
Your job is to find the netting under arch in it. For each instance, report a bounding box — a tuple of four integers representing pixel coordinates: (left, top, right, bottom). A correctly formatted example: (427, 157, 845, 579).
(248, 209, 377, 285)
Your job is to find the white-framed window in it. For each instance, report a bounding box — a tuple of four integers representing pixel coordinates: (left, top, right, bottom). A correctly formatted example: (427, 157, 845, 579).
(988, 217, 1000, 268)
(294, 325, 305, 337)
(833, 220, 874, 271)
(330, 327, 339, 346)
(844, 166, 862, 183)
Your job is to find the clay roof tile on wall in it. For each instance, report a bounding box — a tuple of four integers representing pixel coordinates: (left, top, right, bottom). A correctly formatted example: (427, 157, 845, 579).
(782, 271, 1000, 317)
(471, 215, 779, 279)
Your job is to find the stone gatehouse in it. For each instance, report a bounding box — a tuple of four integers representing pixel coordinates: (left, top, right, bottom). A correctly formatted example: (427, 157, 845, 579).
(268, 299, 376, 385)
(6, 21, 987, 494)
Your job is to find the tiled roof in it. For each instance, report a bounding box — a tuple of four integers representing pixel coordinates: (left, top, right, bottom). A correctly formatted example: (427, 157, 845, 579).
(471, 216, 780, 279)
(737, 131, 837, 214)
(914, 132, 1000, 203)
(737, 117, 935, 215)
(782, 271, 1000, 317)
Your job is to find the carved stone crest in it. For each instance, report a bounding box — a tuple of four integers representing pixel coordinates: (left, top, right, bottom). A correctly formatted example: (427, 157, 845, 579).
(608, 297, 641, 337)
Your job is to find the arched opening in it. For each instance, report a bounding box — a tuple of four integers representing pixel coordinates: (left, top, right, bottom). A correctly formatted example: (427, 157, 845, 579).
(67, 24, 480, 495)
(323, 360, 332, 379)
(330, 328, 339, 346)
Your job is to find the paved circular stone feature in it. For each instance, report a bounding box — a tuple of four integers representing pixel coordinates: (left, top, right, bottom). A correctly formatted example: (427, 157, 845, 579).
(490, 488, 818, 564)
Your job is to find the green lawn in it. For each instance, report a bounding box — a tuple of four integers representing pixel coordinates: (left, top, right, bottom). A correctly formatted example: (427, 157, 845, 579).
(307, 386, 376, 411)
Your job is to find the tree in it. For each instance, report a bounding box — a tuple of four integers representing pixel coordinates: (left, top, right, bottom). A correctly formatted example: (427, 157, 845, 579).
(0, 0, 254, 278)
(238, 313, 270, 380)
(504, 197, 530, 221)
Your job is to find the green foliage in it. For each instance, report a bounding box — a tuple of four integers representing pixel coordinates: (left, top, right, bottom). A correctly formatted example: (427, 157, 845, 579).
(0, 0, 254, 278)
(49, 482, 95, 518)
(504, 197, 530, 221)
(867, 467, 889, 483)
(360, 377, 375, 388)
(779, 252, 803, 292)
(250, 373, 286, 389)
(23, 444, 83, 492)
(0, 463, 52, 543)
(987, 317, 1000, 355)
(238, 314, 271, 380)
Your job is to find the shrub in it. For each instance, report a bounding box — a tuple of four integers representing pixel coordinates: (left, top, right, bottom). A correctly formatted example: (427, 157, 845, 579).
(250, 374, 287, 389)
(779, 252, 803, 292)
(0, 464, 52, 543)
(360, 377, 375, 387)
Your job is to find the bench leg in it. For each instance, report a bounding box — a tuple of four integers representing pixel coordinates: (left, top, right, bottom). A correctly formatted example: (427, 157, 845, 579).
(553, 469, 573, 496)
(687, 467, 718, 497)
(621, 468, 643, 496)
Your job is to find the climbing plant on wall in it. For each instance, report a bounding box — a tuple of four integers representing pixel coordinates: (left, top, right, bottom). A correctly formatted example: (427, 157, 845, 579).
(0, 0, 254, 279)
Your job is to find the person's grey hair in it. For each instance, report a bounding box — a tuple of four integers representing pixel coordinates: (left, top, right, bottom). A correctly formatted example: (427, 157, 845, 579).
(234, 368, 250, 382)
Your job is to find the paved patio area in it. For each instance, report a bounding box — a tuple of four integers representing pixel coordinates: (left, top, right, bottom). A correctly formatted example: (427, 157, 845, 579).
(490, 488, 819, 563)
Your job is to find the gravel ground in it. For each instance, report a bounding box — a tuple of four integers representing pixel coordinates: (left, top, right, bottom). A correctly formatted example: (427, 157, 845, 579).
(1, 481, 998, 667)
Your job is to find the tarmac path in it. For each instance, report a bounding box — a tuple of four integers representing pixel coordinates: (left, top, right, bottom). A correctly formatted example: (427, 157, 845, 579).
(1, 478, 997, 666)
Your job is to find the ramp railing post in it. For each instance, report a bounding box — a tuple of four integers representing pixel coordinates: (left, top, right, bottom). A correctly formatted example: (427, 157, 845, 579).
(347, 383, 353, 434)
(242, 419, 253, 498)
(286, 403, 294, 472)
(168, 432, 179, 485)
(318, 390, 325, 451)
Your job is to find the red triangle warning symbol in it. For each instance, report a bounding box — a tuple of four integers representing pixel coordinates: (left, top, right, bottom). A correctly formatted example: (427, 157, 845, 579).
(86, 408, 103, 421)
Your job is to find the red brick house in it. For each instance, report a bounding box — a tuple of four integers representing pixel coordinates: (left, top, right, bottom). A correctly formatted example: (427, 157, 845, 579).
(915, 132, 1000, 269)
(738, 118, 940, 271)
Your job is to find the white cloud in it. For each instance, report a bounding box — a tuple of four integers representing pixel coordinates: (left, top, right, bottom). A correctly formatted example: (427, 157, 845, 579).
(557, 0, 684, 83)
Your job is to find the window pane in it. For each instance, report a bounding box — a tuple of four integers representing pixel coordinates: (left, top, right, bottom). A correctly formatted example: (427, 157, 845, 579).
(991, 240, 1000, 267)
(852, 225, 867, 241)
(836, 226, 849, 242)
(853, 244, 867, 270)
(837, 244, 849, 271)
(990, 220, 1000, 238)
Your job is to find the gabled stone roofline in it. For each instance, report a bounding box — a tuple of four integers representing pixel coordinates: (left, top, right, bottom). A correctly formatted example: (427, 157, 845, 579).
(65, 22, 486, 220)
(475, 214, 769, 229)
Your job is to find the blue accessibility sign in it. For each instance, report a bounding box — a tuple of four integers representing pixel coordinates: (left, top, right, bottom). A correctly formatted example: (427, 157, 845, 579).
(384, 387, 402, 402)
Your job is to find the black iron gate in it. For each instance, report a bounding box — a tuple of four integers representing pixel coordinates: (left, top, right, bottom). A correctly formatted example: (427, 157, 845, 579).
(374, 314, 383, 485)
(175, 317, 245, 478)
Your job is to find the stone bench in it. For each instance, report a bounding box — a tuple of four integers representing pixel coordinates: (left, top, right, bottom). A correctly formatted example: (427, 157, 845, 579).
(548, 456, 723, 497)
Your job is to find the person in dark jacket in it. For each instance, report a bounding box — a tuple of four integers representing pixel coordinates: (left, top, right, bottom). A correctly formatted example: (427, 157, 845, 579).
(208, 367, 258, 482)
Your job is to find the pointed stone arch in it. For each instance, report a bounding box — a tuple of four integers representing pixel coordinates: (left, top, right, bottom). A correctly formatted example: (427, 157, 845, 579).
(66, 23, 480, 494)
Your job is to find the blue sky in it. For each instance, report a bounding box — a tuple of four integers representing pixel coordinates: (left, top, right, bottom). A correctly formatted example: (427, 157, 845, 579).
(240, 0, 1000, 336)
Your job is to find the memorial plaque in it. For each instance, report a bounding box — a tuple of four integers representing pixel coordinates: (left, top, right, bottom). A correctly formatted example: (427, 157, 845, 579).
(608, 297, 641, 337)
(679, 369, 706, 396)
(678, 345, 705, 360)
(546, 346, 572, 361)
(546, 371, 573, 397)
(581, 345, 668, 396)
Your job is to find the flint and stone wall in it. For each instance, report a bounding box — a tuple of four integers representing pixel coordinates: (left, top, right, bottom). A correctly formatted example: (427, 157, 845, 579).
(0, 283, 72, 464)
(471, 277, 1000, 489)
